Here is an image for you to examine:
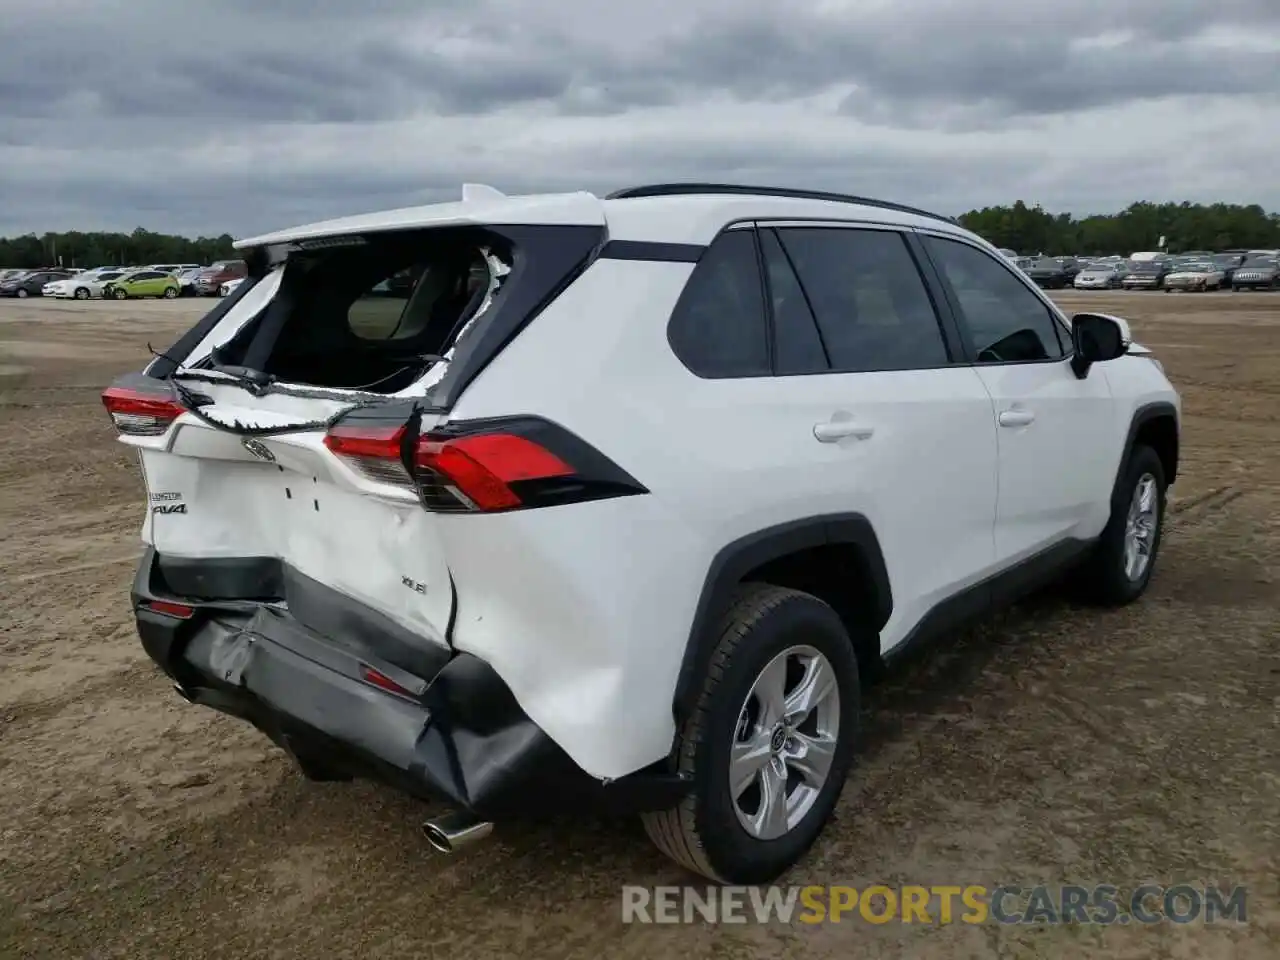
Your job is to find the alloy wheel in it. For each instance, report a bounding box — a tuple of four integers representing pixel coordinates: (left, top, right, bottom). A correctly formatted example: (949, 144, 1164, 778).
(730, 645, 840, 841)
(1123, 473, 1158, 581)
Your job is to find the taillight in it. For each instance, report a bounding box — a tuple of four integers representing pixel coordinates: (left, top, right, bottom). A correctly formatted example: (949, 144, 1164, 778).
(415, 432, 574, 511)
(413, 417, 647, 514)
(321, 414, 648, 513)
(322, 423, 414, 489)
(102, 384, 187, 437)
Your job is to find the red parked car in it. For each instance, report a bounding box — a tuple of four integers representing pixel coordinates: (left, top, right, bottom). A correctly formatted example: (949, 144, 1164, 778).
(193, 259, 248, 297)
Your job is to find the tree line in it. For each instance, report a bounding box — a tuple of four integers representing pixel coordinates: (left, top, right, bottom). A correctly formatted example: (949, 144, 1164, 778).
(957, 201, 1280, 256)
(4, 201, 1279, 268)
(0, 227, 237, 270)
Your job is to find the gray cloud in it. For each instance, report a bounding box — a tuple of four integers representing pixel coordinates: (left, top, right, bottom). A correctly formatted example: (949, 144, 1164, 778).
(0, 0, 1278, 236)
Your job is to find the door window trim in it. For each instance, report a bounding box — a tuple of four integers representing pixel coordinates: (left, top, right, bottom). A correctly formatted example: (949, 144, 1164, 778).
(913, 227, 1076, 367)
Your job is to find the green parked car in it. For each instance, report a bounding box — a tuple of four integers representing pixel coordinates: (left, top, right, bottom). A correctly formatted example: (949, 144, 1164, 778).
(102, 270, 181, 300)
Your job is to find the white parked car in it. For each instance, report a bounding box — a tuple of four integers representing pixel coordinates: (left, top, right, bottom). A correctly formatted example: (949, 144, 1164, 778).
(146, 263, 200, 274)
(55, 269, 131, 300)
(218, 277, 246, 297)
(1163, 262, 1225, 292)
(1073, 263, 1124, 289)
(103, 183, 1180, 884)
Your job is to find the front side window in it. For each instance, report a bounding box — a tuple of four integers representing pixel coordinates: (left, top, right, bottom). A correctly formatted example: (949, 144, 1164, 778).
(924, 236, 1067, 363)
(667, 230, 770, 378)
(774, 227, 950, 373)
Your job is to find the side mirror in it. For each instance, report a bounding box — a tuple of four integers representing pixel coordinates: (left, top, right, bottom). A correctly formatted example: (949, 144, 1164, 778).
(1070, 312, 1129, 379)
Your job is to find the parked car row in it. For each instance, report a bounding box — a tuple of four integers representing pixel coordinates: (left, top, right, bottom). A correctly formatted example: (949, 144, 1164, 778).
(998, 249, 1280, 292)
(0, 259, 249, 299)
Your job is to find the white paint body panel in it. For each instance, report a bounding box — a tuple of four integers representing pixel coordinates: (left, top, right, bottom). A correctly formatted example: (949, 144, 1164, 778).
(976, 359, 1117, 561)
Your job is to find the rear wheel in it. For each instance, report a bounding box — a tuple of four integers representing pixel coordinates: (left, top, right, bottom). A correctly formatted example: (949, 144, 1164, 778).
(16, 288, 28, 298)
(1077, 445, 1166, 606)
(642, 584, 860, 883)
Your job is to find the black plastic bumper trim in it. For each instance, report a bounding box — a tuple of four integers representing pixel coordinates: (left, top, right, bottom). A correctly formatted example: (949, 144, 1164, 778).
(132, 549, 689, 820)
(149, 551, 452, 681)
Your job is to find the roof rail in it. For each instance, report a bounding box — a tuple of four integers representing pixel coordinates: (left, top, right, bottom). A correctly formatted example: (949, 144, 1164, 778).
(604, 183, 957, 225)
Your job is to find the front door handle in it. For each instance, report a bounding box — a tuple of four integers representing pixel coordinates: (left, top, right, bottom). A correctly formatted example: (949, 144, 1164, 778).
(998, 409, 1036, 428)
(814, 421, 875, 443)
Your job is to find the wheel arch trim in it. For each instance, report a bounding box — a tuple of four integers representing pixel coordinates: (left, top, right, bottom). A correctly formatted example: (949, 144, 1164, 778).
(671, 513, 891, 725)
(1115, 400, 1179, 490)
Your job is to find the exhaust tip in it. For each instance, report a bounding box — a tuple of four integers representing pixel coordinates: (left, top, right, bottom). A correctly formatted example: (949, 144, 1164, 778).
(422, 811, 493, 854)
(422, 822, 454, 854)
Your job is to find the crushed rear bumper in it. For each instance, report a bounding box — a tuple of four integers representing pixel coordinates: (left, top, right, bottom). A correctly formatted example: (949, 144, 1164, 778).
(131, 548, 688, 820)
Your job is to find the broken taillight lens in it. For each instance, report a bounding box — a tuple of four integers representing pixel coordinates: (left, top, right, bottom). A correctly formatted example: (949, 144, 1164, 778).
(101, 385, 187, 437)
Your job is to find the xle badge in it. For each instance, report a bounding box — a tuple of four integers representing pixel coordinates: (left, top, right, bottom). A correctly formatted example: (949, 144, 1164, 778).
(242, 437, 276, 462)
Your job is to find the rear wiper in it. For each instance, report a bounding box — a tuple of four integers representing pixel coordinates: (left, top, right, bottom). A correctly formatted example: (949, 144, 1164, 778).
(169, 353, 276, 397)
(209, 362, 275, 390)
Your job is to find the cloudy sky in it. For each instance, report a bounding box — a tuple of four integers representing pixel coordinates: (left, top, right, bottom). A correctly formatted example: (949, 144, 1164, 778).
(2, 0, 1279, 238)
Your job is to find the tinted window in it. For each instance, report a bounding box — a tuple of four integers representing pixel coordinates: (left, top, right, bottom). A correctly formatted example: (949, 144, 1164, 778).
(924, 236, 1066, 363)
(667, 230, 770, 378)
(775, 227, 949, 372)
(760, 229, 827, 375)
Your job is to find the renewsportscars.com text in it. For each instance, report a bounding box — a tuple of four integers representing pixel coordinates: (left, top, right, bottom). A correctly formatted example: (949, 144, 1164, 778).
(621, 883, 1247, 925)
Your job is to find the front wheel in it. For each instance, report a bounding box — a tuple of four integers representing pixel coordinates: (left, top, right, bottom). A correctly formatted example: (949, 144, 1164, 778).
(641, 583, 860, 884)
(113, 288, 128, 300)
(74, 287, 90, 300)
(1077, 445, 1167, 606)
(162, 286, 177, 299)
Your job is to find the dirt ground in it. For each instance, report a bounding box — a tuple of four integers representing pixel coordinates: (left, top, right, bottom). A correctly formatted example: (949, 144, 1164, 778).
(0, 292, 1277, 959)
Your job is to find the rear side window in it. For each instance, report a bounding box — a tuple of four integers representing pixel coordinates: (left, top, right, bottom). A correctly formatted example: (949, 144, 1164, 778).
(923, 236, 1066, 363)
(775, 227, 951, 372)
(667, 230, 770, 378)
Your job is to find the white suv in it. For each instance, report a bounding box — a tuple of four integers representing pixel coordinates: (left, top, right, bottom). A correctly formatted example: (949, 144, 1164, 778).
(104, 183, 1180, 884)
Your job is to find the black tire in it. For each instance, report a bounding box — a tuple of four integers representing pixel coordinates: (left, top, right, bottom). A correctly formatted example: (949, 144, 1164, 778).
(163, 286, 177, 299)
(74, 287, 90, 300)
(16, 288, 28, 298)
(113, 288, 128, 300)
(642, 583, 860, 884)
(1077, 445, 1167, 606)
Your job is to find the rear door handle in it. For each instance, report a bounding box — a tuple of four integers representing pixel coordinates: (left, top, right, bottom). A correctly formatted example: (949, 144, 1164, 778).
(997, 409, 1036, 428)
(813, 421, 875, 443)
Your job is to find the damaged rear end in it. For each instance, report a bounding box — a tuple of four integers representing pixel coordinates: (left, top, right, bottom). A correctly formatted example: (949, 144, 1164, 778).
(107, 192, 685, 828)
